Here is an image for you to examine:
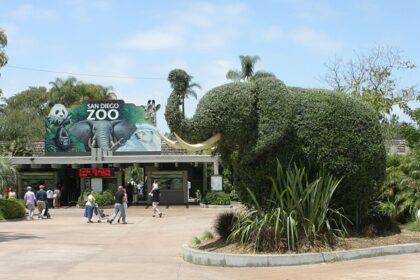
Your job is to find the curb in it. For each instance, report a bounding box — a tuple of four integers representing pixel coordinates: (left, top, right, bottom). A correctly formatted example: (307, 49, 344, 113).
(183, 243, 420, 267)
(199, 203, 233, 208)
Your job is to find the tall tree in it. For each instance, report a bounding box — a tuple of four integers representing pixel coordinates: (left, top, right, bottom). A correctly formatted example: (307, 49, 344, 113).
(324, 46, 419, 121)
(49, 77, 79, 106)
(0, 29, 8, 96)
(167, 69, 201, 118)
(0, 87, 49, 141)
(226, 55, 260, 82)
(49, 77, 117, 106)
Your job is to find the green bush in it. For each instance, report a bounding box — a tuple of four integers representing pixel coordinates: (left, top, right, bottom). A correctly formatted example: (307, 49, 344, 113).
(95, 191, 114, 206)
(0, 198, 26, 220)
(78, 190, 114, 207)
(229, 189, 239, 201)
(229, 162, 348, 252)
(203, 191, 230, 205)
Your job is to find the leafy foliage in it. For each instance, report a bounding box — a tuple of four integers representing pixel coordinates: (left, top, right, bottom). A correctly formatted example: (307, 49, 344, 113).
(94, 191, 114, 206)
(203, 191, 230, 205)
(0, 198, 26, 220)
(0, 28, 7, 72)
(226, 55, 261, 82)
(324, 46, 419, 122)
(228, 162, 347, 252)
(378, 151, 420, 222)
(0, 157, 17, 195)
(0, 139, 33, 156)
(49, 77, 117, 107)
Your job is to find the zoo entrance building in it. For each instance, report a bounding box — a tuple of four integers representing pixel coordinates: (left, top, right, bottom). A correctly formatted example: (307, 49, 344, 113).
(9, 99, 220, 205)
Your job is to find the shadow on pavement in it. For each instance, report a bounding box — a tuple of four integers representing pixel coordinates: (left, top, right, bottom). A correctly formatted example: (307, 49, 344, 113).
(0, 232, 43, 243)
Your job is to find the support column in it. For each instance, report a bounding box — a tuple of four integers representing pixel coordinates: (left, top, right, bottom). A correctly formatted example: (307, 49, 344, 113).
(213, 156, 220, 175)
(203, 162, 208, 194)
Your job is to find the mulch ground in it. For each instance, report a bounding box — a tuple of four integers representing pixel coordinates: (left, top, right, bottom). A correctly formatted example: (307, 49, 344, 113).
(197, 227, 420, 254)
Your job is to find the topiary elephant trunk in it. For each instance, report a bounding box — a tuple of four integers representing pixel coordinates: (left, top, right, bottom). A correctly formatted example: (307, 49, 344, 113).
(164, 69, 386, 225)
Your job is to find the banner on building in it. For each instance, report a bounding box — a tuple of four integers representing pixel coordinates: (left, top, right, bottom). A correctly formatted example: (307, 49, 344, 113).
(45, 100, 161, 155)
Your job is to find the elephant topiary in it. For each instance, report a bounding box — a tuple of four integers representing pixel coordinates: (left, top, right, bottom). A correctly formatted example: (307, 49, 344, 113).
(164, 69, 386, 224)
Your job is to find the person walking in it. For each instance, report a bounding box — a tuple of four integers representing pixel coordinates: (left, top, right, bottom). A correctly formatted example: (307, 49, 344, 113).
(149, 179, 162, 218)
(84, 190, 97, 223)
(53, 186, 61, 208)
(108, 186, 126, 224)
(24, 186, 36, 220)
(36, 185, 47, 219)
(117, 188, 128, 223)
(46, 188, 54, 208)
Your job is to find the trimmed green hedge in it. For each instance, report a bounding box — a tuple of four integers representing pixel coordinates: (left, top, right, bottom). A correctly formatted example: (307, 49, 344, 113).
(203, 191, 231, 205)
(0, 198, 26, 220)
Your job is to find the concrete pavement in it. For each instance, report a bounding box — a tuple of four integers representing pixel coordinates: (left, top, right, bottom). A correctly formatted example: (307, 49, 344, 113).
(1, 206, 420, 280)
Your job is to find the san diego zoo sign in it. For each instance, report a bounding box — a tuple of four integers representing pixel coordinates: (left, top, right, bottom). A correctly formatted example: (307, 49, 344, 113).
(45, 100, 161, 155)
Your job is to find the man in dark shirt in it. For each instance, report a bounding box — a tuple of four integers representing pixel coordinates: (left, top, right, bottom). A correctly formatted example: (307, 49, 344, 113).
(108, 186, 126, 224)
(150, 179, 162, 218)
(36, 185, 47, 218)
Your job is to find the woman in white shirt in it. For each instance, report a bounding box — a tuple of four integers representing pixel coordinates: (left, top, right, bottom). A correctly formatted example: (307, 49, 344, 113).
(84, 190, 97, 223)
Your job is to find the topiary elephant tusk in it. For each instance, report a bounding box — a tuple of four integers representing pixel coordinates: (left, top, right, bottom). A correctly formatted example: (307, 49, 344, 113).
(158, 131, 221, 151)
(174, 133, 221, 151)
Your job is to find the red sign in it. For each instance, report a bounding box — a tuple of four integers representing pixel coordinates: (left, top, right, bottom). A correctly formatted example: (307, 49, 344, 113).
(79, 168, 113, 177)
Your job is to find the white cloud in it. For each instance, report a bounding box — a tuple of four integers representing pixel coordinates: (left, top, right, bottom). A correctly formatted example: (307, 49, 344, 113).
(120, 28, 185, 50)
(11, 4, 55, 20)
(262, 26, 344, 52)
(120, 2, 248, 52)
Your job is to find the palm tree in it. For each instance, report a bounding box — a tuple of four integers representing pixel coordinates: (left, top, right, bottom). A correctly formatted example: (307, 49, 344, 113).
(167, 69, 201, 118)
(49, 77, 79, 106)
(100, 86, 117, 99)
(226, 55, 260, 82)
(0, 157, 17, 195)
(182, 80, 201, 118)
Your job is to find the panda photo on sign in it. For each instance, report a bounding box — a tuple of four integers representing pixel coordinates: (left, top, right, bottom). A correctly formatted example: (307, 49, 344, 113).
(47, 104, 69, 125)
(47, 104, 72, 150)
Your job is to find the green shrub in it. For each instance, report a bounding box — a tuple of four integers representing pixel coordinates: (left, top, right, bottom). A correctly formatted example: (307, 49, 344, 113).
(406, 220, 420, 231)
(201, 230, 214, 242)
(229, 189, 239, 201)
(95, 191, 114, 206)
(203, 191, 230, 205)
(0, 198, 26, 219)
(78, 191, 114, 207)
(214, 211, 237, 240)
(229, 161, 348, 252)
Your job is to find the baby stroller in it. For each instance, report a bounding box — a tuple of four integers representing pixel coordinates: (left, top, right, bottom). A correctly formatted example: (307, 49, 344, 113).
(94, 206, 107, 223)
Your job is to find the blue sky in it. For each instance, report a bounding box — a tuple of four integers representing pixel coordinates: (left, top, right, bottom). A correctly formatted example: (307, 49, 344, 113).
(1, 0, 420, 132)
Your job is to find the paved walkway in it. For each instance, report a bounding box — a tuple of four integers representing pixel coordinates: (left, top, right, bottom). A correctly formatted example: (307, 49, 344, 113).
(1, 206, 420, 280)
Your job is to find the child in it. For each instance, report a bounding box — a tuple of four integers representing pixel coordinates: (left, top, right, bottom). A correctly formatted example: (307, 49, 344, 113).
(149, 179, 162, 218)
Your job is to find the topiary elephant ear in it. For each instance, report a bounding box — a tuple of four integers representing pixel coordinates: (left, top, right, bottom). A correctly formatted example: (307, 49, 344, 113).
(254, 77, 295, 153)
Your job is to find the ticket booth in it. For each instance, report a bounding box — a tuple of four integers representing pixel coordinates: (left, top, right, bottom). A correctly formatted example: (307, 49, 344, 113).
(145, 169, 188, 204)
(79, 168, 123, 194)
